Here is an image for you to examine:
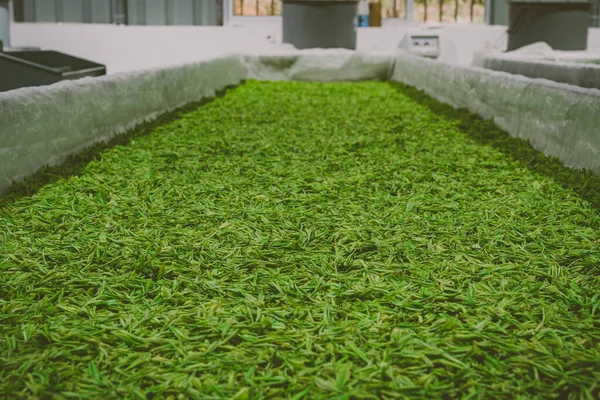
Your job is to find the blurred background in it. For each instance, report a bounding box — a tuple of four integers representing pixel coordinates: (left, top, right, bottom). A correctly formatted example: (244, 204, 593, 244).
(4, 0, 600, 76)
(233, 0, 485, 23)
(10, 0, 491, 26)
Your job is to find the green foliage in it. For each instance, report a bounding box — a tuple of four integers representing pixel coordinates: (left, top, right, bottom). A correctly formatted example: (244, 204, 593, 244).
(1, 81, 599, 399)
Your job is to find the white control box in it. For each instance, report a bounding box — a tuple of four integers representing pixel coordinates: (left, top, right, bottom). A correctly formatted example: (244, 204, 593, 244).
(400, 26, 442, 59)
(408, 34, 440, 59)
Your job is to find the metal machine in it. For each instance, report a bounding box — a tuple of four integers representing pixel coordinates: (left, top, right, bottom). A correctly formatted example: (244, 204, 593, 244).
(281, 0, 359, 50)
(0, 50, 107, 92)
(0, 0, 106, 93)
(507, 0, 592, 50)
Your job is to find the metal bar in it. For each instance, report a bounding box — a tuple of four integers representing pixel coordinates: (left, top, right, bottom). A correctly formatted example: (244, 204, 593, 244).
(139, 0, 145, 24)
(192, 0, 197, 25)
(165, 0, 170, 25)
(484, 0, 489, 24)
(0, 52, 61, 73)
(454, 0, 458, 21)
(82, 0, 91, 22)
(61, 66, 106, 77)
(108, 0, 114, 22)
(470, 0, 474, 22)
(406, 0, 414, 20)
(13, 0, 24, 22)
(55, 0, 63, 22)
(216, 0, 223, 24)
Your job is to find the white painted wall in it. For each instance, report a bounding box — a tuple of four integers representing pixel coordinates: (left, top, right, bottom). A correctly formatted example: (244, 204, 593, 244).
(10, 23, 278, 74)
(10, 21, 600, 74)
(589, 28, 600, 52)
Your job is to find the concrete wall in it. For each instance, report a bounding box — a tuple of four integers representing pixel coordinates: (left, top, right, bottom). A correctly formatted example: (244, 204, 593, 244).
(10, 23, 277, 73)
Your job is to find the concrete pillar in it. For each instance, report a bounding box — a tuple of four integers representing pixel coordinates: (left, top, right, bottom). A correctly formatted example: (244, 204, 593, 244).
(0, 0, 9, 49)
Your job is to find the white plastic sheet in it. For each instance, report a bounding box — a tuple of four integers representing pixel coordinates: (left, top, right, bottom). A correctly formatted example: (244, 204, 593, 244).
(3, 49, 600, 194)
(241, 49, 395, 81)
(472, 43, 600, 90)
(391, 51, 600, 174)
(0, 50, 396, 193)
(473, 54, 600, 90)
(0, 55, 248, 192)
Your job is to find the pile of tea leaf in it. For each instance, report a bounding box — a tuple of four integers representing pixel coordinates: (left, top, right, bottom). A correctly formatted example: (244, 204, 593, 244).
(1, 81, 599, 399)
